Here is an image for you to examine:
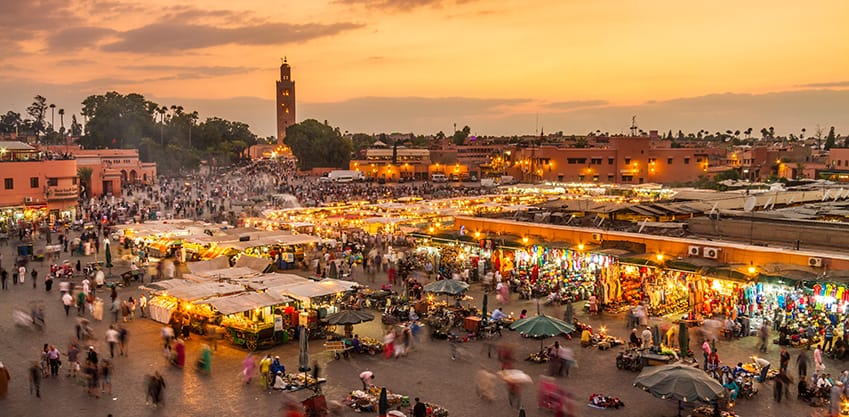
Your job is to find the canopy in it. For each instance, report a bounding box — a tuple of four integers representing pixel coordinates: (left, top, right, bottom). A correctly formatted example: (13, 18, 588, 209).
(323, 309, 375, 325)
(634, 364, 725, 403)
(239, 273, 309, 291)
(197, 291, 293, 315)
(193, 267, 261, 281)
(423, 279, 470, 295)
(187, 256, 231, 274)
(234, 255, 272, 272)
(509, 314, 576, 338)
(160, 282, 245, 302)
(272, 278, 358, 300)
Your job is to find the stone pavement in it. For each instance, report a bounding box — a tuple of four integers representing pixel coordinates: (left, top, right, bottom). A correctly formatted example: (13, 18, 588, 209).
(0, 237, 841, 417)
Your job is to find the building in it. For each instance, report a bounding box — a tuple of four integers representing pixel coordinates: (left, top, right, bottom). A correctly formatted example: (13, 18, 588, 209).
(276, 58, 296, 144)
(42, 146, 156, 197)
(349, 142, 431, 181)
(506, 135, 723, 184)
(0, 141, 79, 223)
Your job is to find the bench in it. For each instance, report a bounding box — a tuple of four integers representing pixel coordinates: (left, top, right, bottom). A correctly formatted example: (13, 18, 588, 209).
(324, 340, 353, 359)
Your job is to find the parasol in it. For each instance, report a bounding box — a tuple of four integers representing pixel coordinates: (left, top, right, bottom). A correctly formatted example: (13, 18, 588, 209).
(423, 279, 469, 295)
(509, 314, 576, 349)
(378, 387, 388, 416)
(678, 322, 689, 355)
(634, 364, 725, 417)
(324, 310, 375, 325)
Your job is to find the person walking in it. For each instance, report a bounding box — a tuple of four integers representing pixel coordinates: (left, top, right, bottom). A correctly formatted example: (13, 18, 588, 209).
(797, 349, 810, 380)
(105, 325, 120, 358)
(147, 371, 166, 407)
(702, 339, 712, 370)
(0, 361, 9, 398)
(779, 346, 790, 373)
(758, 323, 770, 353)
(28, 361, 41, 398)
(118, 325, 129, 357)
(1, 268, 7, 290)
(815, 345, 825, 374)
(100, 359, 113, 396)
(46, 345, 61, 377)
(31, 268, 37, 289)
(824, 324, 835, 352)
(139, 294, 148, 318)
(413, 397, 427, 417)
(62, 291, 74, 316)
(241, 354, 256, 385)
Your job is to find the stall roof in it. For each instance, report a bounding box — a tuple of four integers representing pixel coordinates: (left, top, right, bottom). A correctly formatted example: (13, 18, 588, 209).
(161, 282, 245, 301)
(187, 256, 231, 274)
(271, 278, 358, 300)
(143, 279, 192, 291)
(239, 273, 310, 291)
(194, 266, 261, 281)
(196, 291, 293, 315)
(234, 255, 272, 272)
(222, 234, 321, 251)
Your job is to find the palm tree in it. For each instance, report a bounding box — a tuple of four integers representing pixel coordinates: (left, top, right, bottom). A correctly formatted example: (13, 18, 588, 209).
(49, 103, 56, 132)
(58, 108, 65, 134)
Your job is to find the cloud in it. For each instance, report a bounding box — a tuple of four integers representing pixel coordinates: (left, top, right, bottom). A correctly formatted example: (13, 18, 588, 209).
(799, 81, 849, 88)
(334, 0, 476, 12)
(121, 65, 261, 79)
(47, 26, 117, 52)
(102, 21, 364, 53)
(543, 100, 608, 110)
(56, 58, 99, 67)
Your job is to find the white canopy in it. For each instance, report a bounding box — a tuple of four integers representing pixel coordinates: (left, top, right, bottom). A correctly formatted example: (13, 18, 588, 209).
(196, 291, 293, 315)
(271, 278, 358, 301)
(193, 266, 262, 281)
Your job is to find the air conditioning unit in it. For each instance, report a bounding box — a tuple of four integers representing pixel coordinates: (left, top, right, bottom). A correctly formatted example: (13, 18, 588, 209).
(688, 246, 701, 257)
(24, 197, 33, 203)
(809, 257, 823, 267)
(591, 233, 602, 242)
(703, 247, 720, 259)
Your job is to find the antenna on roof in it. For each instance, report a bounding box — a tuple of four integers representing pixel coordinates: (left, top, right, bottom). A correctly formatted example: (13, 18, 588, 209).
(630, 116, 638, 137)
(638, 218, 649, 234)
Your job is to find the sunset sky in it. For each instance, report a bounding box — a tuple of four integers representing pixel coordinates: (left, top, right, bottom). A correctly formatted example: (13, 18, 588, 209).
(1, 0, 848, 138)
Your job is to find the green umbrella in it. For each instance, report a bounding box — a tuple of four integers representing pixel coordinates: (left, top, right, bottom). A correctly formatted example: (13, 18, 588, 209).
(678, 322, 689, 356)
(324, 310, 374, 325)
(104, 240, 113, 277)
(634, 364, 725, 417)
(510, 314, 576, 350)
(378, 387, 388, 416)
(423, 279, 470, 295)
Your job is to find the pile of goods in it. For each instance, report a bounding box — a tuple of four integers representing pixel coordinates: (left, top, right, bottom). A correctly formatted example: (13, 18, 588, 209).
(278, 373, 324, 391)
(587, 393, 625, 409)
(343, 386, 448, 416)
(692, 406, 737, 417)
(526, 351, 549, 363)
(359, 337, 384, 355)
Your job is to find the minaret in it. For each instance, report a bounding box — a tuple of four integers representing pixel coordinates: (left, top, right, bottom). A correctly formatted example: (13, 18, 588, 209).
(276, 57, 296, 145)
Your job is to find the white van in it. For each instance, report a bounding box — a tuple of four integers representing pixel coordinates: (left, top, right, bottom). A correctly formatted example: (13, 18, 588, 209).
(326, 170, 364, 183)
(431, 173, 448, 182)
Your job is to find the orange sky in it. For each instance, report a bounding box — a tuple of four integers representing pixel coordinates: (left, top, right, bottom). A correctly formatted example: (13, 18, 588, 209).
(1, 0, 847, 136)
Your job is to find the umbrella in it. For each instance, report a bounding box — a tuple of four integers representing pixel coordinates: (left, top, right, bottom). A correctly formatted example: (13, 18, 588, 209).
(509, 314, 576, 349)
(378, 387, 388, 416)
(423, 279, 469, 295)
(634, 364, 725, 417)
(678, 322, 689, 355)
(298, 325, 310, 372)
(104, 240, 113, 276)
(482, 293, 489, 326)
(324, 310, 375, 325)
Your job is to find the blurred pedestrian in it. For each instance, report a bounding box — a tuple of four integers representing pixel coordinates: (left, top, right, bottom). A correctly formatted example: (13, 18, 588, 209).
(28, 361, 41, 398)
(100, 359, 113, 395)
(0, 361, 9, 398)
(242, 354, 256, 384)
(105, 325, 120, 358)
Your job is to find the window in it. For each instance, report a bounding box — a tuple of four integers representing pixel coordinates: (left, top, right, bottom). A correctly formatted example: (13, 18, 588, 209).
(607, 174, 614, 182)
(648, 158, 656, 164)
(72, 178, 78, 185)
(578, 175, 585, 182)
(591, 158, 603, 165)
(696, 158, 703, 163)
(47, 178, 58, 186)
(624, 158, 631, 165)
(593, 175, 599, 182)
(30, 177, 39, 188)
(621, 175, 633, 182)
(608, 158, 614, 165)
(3, 178, 12, 190)
(667, 158, 673, 164)
(684, 158, 690, 164)
(567, 158, 587, 164)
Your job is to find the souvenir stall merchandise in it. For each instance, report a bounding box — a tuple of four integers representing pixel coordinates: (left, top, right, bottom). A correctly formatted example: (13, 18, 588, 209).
(344, 386, 449, 416)
(508, 245, 618, 304)
(606, 264, 649, 314)
(693, 278, 742, 318)
(644, 270, 690, 317)
(692, 407, 737, 417)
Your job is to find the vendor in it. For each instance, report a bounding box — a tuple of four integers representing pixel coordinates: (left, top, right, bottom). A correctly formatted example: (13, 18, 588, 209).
(491, 308, 506, 322)
(629, 328, 640, 348)
(581, 326, 593, 347)
(751, 356, 771, 383)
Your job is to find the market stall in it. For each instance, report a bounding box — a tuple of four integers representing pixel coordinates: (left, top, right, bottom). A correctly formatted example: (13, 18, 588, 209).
(197, 291, 295, 350)
(269, 278, 360, 334)
(146, 280, 245, 324)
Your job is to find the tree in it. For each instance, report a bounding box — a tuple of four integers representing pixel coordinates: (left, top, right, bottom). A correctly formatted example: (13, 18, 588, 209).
(58, 108, 65, 135)
(49, 103, 56, 132)
(80, 92, 157, 148)
(350, 133, 374, 154)
(26, 95, 48, 139)
(70, 114, 82, 137)
(0, 111, 22, 134)
(744, 128, 752, 139)
(826, 126, 837, 150)
(452, 125, 471, 145)
(284, 119, 351, 170)
(77, 167, 93, 198)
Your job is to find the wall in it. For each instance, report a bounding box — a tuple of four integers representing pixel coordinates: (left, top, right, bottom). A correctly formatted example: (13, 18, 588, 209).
(453, 216, 849, 271)
(0, 159, 78, 211)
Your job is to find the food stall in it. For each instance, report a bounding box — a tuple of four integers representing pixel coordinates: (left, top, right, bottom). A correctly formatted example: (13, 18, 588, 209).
(145, 280, 245, 324)
(270, 278, 360, 334)
(197, 291, 295, 350)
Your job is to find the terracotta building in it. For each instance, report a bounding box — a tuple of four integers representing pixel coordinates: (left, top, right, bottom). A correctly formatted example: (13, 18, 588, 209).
(506, 135, 724, 184)
(0, 141, 79, 222)
(41, 146, 157, 197)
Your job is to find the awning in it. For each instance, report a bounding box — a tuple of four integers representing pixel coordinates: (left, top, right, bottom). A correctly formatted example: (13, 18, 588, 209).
(193, 266, 262, 281)
(187, 256, 231, 274)
(159, 282, 245, 301)
(234, 255, 272, 272)
(704, 267, 752, 283)
(239, 273, 310, 291)
(196, 291, 293, 315)
(271, 278, 359, 300)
